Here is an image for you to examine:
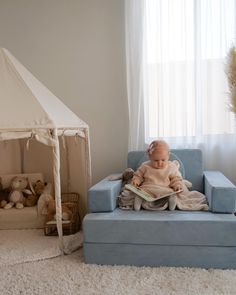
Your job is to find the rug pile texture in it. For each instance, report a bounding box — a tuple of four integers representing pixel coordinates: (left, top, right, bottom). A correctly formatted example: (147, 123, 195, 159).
(0, 229, 82, 266)
(0, 230, 236, 295)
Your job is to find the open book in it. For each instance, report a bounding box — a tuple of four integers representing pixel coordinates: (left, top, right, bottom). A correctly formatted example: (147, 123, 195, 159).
(125, 184, 183, 202)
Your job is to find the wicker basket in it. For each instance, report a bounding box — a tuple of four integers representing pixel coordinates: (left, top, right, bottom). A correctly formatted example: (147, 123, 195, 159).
(44, 192, 80, 236)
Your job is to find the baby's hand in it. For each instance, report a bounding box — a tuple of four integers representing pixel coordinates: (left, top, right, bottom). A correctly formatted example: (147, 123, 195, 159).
(131, 179, 140, 187)
(173, 184, 183, 192)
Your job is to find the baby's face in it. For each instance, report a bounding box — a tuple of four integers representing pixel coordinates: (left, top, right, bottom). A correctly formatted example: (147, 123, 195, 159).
(149, 149, 169, 169)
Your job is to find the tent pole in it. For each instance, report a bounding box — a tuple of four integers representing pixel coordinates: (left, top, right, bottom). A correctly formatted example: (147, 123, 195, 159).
(19, 139, 25, 173)
(85, 128, 92, 188)
(52, 128, 64, 253)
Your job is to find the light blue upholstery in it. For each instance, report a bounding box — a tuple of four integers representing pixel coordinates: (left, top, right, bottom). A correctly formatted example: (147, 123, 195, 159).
(88, 176, 121, 213)
(84, 243, 236, 269)
(84, 210, 236, 246)
(84, 149, 236, 268)
(204, 171, 236, 213)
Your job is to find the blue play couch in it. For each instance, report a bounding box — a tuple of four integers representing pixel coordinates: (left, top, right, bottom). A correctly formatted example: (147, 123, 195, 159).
(83, 149, 236, 269)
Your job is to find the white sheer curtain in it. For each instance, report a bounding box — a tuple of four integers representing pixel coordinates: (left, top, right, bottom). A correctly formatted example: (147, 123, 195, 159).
(125, 0, 146, 150)
(125, 0, 236, 183)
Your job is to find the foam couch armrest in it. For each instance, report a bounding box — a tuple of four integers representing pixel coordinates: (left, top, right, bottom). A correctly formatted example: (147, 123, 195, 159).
(204, 171, 236, 213)
(88, 175, 122, 212)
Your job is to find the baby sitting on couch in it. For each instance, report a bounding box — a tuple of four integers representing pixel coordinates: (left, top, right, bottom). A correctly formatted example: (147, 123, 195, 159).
(119, 140, 209, 211)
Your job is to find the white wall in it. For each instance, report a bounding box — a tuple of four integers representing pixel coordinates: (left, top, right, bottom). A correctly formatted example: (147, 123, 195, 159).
(0, 0, 128, 184)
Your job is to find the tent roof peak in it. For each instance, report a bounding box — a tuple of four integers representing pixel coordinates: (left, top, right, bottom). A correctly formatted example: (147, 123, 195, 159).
(0, 47, 88, 130)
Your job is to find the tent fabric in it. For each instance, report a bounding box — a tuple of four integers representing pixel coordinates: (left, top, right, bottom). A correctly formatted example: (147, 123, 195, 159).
(0, 48, 88, 130)
(0, 47, 91, 253)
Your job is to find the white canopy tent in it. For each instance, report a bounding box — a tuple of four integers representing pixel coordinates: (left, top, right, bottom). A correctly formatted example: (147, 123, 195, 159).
(0, 48, 91, 252)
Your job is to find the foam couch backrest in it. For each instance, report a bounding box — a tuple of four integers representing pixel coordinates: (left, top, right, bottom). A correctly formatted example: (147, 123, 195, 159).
(127, 149, 203, 193)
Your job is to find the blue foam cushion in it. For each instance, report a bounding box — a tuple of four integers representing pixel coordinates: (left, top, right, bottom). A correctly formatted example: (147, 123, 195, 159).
(88, 177, 122, 212)
(83, 209, 236, 246)
(84, 243, 236, 268)
(204, 171, 236, 213)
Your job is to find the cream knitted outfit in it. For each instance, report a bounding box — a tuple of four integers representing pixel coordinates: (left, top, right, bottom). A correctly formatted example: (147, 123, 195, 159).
(119, 160, 209, 211)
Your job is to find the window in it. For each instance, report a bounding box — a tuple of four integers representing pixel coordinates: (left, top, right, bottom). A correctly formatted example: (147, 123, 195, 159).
(143, 0, 236, 140)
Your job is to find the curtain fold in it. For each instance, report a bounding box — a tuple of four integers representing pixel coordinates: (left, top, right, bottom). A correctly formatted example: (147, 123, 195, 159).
(125, 0, 146, 151)
(125, 0, 236, 184)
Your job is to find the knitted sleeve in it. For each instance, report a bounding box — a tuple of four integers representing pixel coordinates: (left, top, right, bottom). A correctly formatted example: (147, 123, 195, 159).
(169, 162, 183, 189)
(132, 164, 146, 186)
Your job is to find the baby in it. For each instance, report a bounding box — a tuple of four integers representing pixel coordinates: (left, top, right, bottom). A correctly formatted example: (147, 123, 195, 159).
(131, 140, 183, 210)
(119, 140, 209, 211)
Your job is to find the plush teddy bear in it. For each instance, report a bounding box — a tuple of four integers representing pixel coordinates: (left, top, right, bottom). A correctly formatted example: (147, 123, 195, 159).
(109, 168, 135, 190)
(0, 177, 9, 208)
(45, 199, 73, 222)
(25, 194, 38, 207)
(33, 180, 47, 196)
(121, 168, 135, 187)
(108, 168, 135, 210)
(25, 180, 47, 207)
(3, 176, 33, 209)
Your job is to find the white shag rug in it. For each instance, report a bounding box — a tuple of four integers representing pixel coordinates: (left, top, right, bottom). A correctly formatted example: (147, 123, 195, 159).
(0, 229, 83, 266)
(0, 230, 236, 295)
(0, 249, 236, 295)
